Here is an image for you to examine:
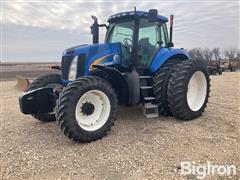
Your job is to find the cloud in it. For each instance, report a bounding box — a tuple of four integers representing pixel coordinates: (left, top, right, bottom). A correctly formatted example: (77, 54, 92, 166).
(1, 0, 239, 62)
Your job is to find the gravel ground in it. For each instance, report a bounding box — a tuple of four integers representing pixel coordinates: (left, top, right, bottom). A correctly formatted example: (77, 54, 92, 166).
(0, 72, 239, 180)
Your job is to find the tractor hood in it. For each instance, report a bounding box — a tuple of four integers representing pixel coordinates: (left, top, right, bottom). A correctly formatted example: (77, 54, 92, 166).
(61, 42, 121, 80)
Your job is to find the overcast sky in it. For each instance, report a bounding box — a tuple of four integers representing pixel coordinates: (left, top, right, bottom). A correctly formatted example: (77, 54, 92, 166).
(1, 0, 239, 62)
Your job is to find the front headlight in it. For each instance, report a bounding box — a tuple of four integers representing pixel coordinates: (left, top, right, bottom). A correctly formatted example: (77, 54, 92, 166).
(68, 56, 78, 81)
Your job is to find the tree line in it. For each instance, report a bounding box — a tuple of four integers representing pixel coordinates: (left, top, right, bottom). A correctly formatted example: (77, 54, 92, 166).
(187, 47, 240, 62)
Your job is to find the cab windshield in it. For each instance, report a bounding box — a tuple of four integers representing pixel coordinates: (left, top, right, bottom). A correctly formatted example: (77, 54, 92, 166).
(106, 20, 134, 66)
(106, 20, 134, 49)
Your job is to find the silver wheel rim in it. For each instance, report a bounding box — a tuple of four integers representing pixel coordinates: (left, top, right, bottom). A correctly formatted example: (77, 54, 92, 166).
(75, 90, 111, 131)
(187, 71, 207, 111)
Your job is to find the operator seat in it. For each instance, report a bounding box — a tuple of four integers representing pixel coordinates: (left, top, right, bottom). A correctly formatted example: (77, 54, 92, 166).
(138, 38, 151, 52)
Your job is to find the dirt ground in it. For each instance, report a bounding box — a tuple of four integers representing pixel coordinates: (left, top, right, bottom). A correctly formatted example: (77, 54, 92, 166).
(0, 63, 59, 81)
(0, 71, 239, 180)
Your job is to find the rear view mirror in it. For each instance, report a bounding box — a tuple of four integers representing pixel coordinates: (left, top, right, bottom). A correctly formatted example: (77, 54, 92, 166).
(148, 9, 158, 22)
(167, 42, 174, 47)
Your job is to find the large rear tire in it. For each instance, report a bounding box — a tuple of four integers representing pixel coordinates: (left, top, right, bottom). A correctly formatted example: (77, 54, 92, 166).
(56, 76, 117, 142)
(27, 73, 63, 122)
(152, 60, 181, 116)
(167, 60, 210, 120)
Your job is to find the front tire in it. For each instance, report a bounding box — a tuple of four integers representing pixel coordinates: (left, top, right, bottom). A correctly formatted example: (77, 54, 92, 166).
(56, 76, 117, 142)
(167, 60, 210, 120)
(27, 73, 63, 122)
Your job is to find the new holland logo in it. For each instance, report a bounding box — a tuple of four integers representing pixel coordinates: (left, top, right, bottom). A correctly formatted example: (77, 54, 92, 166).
(113, 54, 120, 64)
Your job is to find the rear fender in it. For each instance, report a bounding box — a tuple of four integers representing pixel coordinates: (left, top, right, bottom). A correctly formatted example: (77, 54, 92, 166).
(150, 48, 189, 72)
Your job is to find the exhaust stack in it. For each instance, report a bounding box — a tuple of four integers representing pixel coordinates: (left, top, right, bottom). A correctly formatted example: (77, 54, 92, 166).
(169, 15, 174, 47)
(90, 15, 99, 44)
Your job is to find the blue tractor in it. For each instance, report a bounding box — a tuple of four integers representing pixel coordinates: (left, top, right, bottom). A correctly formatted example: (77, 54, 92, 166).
(19, 9, 210, 142)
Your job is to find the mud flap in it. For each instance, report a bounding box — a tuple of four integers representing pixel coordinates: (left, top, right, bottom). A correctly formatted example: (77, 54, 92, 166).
(124, 70, 140, 105)
(19, 87, 55, 114)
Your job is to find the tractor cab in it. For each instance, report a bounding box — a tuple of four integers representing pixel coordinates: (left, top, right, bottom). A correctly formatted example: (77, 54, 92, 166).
(105, 11, 169, 68)
(91, 10, 171, 71)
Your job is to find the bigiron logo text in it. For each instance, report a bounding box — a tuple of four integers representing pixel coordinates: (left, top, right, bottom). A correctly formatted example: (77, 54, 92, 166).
(180, 161, 237, 179)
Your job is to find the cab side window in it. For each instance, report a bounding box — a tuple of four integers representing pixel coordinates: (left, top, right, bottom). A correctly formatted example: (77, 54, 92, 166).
(138, 19, 160, 67)
(159, 25, 167, 47)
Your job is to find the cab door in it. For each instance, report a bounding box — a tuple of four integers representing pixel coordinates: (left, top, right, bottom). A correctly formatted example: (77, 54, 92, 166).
(138, 18, 168, 68)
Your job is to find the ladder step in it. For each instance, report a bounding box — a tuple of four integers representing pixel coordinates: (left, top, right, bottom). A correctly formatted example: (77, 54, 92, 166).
(144, 113, 159, 118)
(144, 103, 158, 108)
(140, 86, 152, 90)
(144, 97, 156, 101)
(139, 76, 151, 79)
(143, 103, 159, 118)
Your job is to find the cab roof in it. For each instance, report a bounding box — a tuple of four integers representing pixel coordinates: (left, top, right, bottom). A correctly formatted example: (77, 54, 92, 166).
(107, 11, 168, 23)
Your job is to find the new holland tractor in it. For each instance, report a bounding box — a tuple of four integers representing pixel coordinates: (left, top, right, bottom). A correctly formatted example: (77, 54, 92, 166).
(19, 9, 210, 142)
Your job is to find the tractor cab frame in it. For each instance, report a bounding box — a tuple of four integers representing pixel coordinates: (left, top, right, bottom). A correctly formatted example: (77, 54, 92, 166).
(91, 10, 172, 70)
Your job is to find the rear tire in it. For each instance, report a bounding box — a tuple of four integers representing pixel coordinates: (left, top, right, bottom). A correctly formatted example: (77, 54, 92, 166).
(56, 76, 117, 142)
(152, 60, 181, 116)
(27, 73, 63, 122)
(167, 60, 210, 120)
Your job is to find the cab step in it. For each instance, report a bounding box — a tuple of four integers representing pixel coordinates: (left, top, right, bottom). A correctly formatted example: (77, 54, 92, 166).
(143, 103, 159, 118)
(144, 103, 158, 108)
(139, 75, 151, 79)
(139, 75, 158, 118)
(144, 97, 156, 101)
(140, 86, 152, 90)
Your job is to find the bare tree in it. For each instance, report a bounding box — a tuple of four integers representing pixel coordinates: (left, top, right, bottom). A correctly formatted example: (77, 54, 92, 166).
(224, 48, 239, 60)
(202, 48, 213, 62)
(236, 49, 240, 60)
(212, 48, 221, 61)
(188, 49, 196, 59)
(188, 47, 240, 65)
(188, 48, 204, 60)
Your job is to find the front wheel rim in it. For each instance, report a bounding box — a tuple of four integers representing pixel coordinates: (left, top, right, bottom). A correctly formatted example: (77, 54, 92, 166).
(187, 71, 207, 111)
(75, 90, 111, 131)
